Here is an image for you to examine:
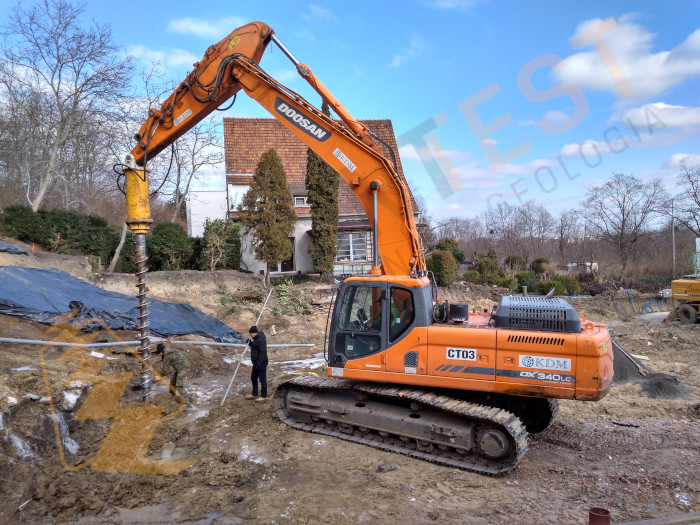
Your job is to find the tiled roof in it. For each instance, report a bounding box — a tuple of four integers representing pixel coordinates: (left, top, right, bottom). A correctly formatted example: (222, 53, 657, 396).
(224, 118, 415, 216)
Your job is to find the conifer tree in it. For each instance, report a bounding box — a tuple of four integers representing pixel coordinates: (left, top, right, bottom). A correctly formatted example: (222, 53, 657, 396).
(305, 101, 339, 275)
(238, 149, 296, 283)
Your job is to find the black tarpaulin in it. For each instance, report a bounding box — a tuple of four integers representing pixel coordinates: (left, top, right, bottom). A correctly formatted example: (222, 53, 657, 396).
(0, 266, 242, 343)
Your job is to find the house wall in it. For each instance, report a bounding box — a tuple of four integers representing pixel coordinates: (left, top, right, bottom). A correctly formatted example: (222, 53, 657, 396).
(186, 190, 228, 237)
(293, 218, 314, 273)
(240, 219, 315, 275)
(239, 227, 267, 275)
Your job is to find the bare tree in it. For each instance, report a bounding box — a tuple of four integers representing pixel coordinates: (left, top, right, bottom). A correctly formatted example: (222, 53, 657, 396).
(434, 215, 490, 261)
(482, 201, 523, 260)
(518, 202, 554, 263)
(556, 210, 581, 266)
(674, 161, 700, 236)
(582, 173, 668, 279)
(0, 0, 133, 211)
(166, 118, 224, 222)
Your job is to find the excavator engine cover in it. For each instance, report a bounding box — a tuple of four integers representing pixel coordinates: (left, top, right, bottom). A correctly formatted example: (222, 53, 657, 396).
(493, 296, 581, 333)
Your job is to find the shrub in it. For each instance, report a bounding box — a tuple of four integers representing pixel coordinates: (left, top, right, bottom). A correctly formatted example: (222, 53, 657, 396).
(200, 219, 241, 271)
(273, 277, 311, 315)
(553, 275, 581, 295)
(531, 258, 549, 274)
(499, 277, 518, 292)
(0, 205, 119, 262)
(435, 238, 466, 264)
(427, 250, 458, 286)
(463, 270, 482, 284)
(473, 254, 504, 285)
(149, 222, 193, 271)
(188, 237, 204, 270)
(505, 255, 525, 270)
(223, 222, 241, 269)
(119, 232, 136, 273)
(537, 279, 566, 296)
(515, 271, 535, 291)
(0, 205, 47, 244)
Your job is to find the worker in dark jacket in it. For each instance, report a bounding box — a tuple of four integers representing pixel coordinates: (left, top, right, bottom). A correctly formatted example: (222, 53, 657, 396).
(245, 325, 268, 401)
(154, 343, 191, 408)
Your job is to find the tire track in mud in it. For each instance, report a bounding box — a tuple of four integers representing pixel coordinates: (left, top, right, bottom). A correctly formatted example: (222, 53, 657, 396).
(539, 417, 700, 452)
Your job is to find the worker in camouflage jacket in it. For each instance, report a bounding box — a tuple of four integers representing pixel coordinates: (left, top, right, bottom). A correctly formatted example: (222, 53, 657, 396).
(154, 343, 191, 407)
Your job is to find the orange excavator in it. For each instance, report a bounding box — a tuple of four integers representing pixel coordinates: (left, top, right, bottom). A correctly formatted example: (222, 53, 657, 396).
(124, 22, 613, 474)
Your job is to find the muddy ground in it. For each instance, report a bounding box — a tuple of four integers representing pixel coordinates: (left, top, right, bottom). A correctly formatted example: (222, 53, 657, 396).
(0, 246, 699, 524)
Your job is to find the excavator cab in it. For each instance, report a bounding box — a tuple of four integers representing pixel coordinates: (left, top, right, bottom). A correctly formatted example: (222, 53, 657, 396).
(327, 277, 431, 369)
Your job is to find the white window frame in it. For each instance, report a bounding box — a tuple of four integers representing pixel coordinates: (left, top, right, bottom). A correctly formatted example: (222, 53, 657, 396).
(336, 232, 369, 262)
(293, 195, 308, 207)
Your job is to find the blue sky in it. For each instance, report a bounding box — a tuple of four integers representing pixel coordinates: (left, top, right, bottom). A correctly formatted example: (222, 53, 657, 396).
(4, 0, 699, 219)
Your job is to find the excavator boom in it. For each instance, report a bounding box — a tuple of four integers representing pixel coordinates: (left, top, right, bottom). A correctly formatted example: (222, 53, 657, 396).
(127, 22, 424, 277)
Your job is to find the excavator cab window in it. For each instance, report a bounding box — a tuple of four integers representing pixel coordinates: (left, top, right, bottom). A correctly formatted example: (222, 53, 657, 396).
(333, 284, 384, 360)
(389, 287, 414, 342)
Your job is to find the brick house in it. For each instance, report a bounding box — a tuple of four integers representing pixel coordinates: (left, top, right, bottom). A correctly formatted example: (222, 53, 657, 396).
(224, 117, 417, 276)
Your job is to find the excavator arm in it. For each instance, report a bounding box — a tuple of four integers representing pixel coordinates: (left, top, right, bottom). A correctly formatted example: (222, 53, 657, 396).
(123, 22, 425, 397)
(125, 21, 424, 276)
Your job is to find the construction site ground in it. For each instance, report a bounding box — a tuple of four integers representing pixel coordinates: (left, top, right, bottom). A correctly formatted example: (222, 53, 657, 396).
(0, 244, 699, 524)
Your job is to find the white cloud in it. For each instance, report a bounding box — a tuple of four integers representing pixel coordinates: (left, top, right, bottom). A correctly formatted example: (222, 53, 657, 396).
(556, 17, 700, 101)
(664, 153, 700, 168)
(518, 119, 537, 127)
(481, 137, 498, 146)
(560, 125, 697, 158)
(560, 139, 619, 157)
(420, 0, 480, 9)
(167, 16, 248, 40)
(623, 102, 700, 129)
(127, 45, 198, 70)
(544, 110, 569, 122)
(300, 4, 337, 22)
(391, 36, 429, 68)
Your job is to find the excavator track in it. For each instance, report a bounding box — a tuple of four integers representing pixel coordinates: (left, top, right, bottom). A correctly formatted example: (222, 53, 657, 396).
(274, 375, 529, 475)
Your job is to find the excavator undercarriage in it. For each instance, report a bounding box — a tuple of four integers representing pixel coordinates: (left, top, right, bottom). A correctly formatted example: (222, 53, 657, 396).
(275, 375, 533, 475)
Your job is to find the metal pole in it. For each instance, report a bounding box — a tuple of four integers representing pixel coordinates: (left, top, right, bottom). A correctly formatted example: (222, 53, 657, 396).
(0, 337, 313, 349)
(371, 181, 379, 269)
(220, 288, 274, 406)
(271, 34, 300, 66)
(672, 196, 676, 278)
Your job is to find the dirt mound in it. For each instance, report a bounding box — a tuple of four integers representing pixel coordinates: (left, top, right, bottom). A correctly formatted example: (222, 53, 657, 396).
(641, 373, 690, 399)
(582, 279, 670, 296)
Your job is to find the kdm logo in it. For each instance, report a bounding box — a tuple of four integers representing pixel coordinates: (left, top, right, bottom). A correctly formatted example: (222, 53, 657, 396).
(519, 354, 571, 372)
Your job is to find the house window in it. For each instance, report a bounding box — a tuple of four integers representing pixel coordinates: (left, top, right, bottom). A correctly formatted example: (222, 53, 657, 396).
(336, 232, 368, 262)
(294, 196, 308, 207)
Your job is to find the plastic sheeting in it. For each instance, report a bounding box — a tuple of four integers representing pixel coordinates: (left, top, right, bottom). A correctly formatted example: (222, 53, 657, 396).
(0, 266, 242, 343)
(0, 241, 28, 255)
